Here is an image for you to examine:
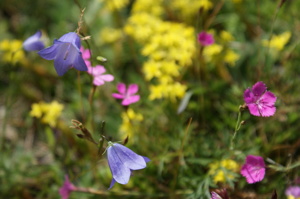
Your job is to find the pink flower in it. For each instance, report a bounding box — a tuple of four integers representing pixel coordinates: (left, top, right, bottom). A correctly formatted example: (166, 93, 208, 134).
(59, 175, 77, 199)
(87, 65, 114, 86)
(285, 186, 300, 198)
(240, 155, 265, 184)
(112, 83, 140, 106)
(244, 81, 277, 117)
(198, 31, 214, 46)
(210, 188, 229, 199)
(80, 46, 91, 67)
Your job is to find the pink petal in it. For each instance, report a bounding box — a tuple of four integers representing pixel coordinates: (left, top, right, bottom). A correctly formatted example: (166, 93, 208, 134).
(100, 74, 114, 82)
(93, 77, 105, 86)
(252, 82, 267, 97)
(88, 65, 106, 76)
(112, 93, 124, 99)
(241, 155, 265, 184)
(117, 83, 126, 94)
(121, 95, 140, 106)
(247, 104, 260, 116)
(244, 88, 255, 104)
(260, 106, 276, 117)
(80, 46, 91, 60)
(127, 84, 139, 95)
(260, 91, 277, 106)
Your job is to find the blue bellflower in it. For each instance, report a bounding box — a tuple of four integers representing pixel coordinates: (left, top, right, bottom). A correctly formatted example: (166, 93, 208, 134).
(38, 32, 87, 76)
(107, 142, 150, 189)
(23, 30, 45, 51)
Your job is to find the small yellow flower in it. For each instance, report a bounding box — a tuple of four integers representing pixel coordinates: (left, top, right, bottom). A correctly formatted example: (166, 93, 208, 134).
(220, 31, 234, 42)
(224, 50, 240, 66)
(100, 0, 129, 11)
(99, 27, 122, 44)
(0, 39, 25, 63)
(119, 108, 143, 138)
(208, 159, 239, 184)
(30, 101, 64, 127)
(262, 31, 291, 51)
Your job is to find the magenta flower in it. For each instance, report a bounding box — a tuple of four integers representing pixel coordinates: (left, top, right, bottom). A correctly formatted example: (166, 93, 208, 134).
(59, 175, 77, 199)
(210, 188, 229, 199)
(87, 65, 114, 86)
(244, 81, 277, 117)
(38, 32, 87, 76)
(112, 83, 140, 106)
(285, 186, 300, 198)
(80, 46, 91, 67)
(107, 142, 150, 189)
(198, 31, 214, 46)
(23, 30, 45, 51)
(240, 155, 266, 184)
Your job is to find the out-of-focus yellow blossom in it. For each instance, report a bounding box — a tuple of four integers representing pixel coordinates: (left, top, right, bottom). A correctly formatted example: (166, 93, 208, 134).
(119, 108, 143, 138)
(149, 82, 187, 101)
(99, 27, 122, 44)
(131, 0, 163, 17)
(30, 101, 64, 127)
(203, 44, 223, 61)
(262, 31, 291, 51)
(287, 196, 300, 199)
(0, 39, 25, 63)
(170, 0, 213, 19)
(99, 0, 129, 11)
(224, 50, 240, 66)
(220, 31, 234, 42)
(124, 13, 162, 43)
(208, 159, 239, 184)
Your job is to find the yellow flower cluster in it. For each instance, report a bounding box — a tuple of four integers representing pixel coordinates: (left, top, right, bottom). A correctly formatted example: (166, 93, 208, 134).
(170, 0, 213, 19)
(99, 27, 122, 44)
(262, 31, 291, 51)
(203, 31, 240, 66)
(125, 0, 196, 101)
(208, 159, 239, 184)
(99, 0, 129, 11)
(119, 108, 143, 139)
(0, 39, 25, 63)
(30, 101, 64, 127)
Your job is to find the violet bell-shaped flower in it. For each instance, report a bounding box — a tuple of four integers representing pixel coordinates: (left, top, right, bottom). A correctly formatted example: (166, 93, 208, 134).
(38, 32, 87, 76)
(23, 30, 45, 51)
(107, 142, 150, 189)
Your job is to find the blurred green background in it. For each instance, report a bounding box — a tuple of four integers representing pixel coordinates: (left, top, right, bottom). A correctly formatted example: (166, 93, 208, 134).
(1, 0, 300, 198)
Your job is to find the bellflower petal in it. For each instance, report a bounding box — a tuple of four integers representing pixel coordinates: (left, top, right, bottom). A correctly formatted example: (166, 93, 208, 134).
(112, 83, 140, 106)
(240, 155, 265, 184)
(38, 32, 87, 76)
(107, 142, 150, 189)
(23, 30, 45, 51)
(243, 81, 277, 117)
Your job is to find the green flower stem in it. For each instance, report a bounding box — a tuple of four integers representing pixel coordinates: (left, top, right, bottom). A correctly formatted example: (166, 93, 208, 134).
(230, 105, 244, 150)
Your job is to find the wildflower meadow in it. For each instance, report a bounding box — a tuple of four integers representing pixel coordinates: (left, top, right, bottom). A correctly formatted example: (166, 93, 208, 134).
(1, 0, 300, 198)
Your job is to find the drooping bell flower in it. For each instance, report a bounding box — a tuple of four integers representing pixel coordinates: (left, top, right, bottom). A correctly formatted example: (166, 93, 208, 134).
(240, 155, 266, 184)
(38, 32, 87, 76)
(244, 81, 277, 117)
(87, 65, 114, 86)
(23, 30, 45, 51)
(198, 31, 214, 46)
(112, 83, 140, 106)
(106, 142, 150, 189)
